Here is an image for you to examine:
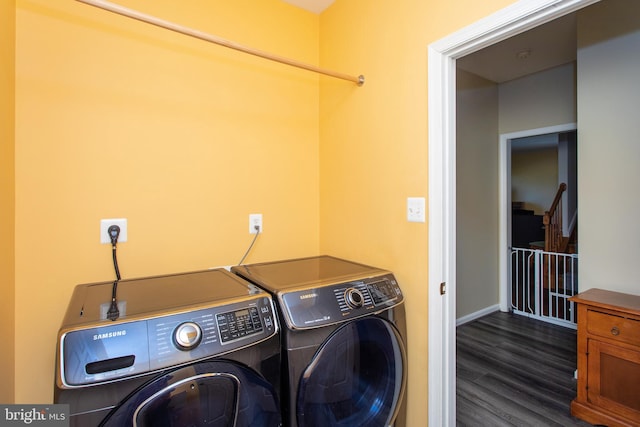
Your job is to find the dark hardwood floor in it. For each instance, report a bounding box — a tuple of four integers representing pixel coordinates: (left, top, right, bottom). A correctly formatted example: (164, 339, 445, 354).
(456, 311, 593, 426)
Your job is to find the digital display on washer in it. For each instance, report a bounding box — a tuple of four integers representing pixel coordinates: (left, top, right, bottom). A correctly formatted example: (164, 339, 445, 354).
(368, 279, 399, 305)
(217, 306, 263, 343)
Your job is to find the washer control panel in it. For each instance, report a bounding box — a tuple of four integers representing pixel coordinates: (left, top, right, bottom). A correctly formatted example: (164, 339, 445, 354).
(217, 306, 264, 343)
(60, 296, 277, 387)
(280, 273, 403, 330)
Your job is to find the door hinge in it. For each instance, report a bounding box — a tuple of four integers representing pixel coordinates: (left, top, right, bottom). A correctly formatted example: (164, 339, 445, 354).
(440, 282, 446, 295)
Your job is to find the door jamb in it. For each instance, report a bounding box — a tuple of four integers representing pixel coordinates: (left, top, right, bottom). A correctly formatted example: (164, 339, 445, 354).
(427, 1, 599, 425)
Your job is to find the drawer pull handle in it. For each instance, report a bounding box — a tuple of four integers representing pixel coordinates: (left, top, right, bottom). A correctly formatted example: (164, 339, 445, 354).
(611, 326, 620, 336)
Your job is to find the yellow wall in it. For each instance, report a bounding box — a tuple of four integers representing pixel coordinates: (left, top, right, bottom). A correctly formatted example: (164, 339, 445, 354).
(15, 0, 320, 403)
(1, 0, 16, 404)
(319, 0, 516, 424)
(12, 0, 520, 424)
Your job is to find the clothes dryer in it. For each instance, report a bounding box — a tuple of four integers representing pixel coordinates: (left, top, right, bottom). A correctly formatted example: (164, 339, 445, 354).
(54, 269, 281, 427)
(232, 255, 407, 427)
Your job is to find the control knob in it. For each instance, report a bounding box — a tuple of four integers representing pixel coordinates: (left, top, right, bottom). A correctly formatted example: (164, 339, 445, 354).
(173, 322, 202, 351)
(345, 288, 365, 309)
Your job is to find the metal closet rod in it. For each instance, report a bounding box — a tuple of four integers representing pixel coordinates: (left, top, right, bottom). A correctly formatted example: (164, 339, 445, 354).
(76, 0, 365, 86)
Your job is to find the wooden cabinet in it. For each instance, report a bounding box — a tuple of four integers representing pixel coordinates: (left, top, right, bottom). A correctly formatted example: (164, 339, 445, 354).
(570, 289, 640, 426)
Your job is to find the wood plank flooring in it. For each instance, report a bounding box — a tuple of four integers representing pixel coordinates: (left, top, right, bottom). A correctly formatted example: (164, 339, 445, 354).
(456, 311, 593, 426)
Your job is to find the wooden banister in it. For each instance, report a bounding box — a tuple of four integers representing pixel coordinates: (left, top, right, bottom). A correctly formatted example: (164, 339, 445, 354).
(543, 183, 567, 252)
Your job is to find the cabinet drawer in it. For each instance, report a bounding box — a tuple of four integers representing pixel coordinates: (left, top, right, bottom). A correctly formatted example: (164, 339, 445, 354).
(587, 309, 640, 347)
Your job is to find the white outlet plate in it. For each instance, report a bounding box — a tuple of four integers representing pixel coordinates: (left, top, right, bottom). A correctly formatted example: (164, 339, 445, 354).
(249, 213, 262, 234)
(100, 218, 128, 243)
(100, 300, 127, 319)
(407, 197, 426, 223)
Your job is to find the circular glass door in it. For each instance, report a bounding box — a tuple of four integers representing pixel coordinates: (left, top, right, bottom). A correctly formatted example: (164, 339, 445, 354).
(101, 360, 281, 427)
(297, 317, 406, 427)
(134, 372, 240, 427)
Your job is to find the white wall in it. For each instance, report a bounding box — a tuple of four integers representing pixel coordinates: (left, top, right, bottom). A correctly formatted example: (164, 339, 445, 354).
(456, 63, 575, 321)
(499, 63, 576, 134)
(456, 0, 640, 317)
(456, 69, 499, 319)
(577, 0, 640, 294)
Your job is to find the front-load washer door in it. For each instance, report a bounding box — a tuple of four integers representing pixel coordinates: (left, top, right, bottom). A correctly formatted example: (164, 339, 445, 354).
(297, 317, 406, 427)
(100, 360, 281, 427)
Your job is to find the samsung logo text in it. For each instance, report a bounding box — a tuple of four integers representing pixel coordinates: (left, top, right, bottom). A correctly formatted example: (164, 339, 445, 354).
(93, 330, 127, 340)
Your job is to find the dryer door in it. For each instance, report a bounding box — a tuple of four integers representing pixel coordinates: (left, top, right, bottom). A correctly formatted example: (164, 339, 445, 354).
(297, 317, 406, 427)
(101, 360, 281, 427)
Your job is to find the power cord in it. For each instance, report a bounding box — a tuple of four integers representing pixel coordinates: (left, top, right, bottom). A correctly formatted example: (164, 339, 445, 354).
(107, 225, 122, 321)
(110, 225, 122, 281)
(238, 225, 260, 265)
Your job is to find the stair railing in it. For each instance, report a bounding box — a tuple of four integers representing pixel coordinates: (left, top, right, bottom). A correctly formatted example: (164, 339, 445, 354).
(543, 183, 567, 252)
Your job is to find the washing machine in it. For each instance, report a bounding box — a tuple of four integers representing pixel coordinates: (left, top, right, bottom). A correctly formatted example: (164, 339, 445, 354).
(232, 255, 407, 427)
(54, 268, 281, 427)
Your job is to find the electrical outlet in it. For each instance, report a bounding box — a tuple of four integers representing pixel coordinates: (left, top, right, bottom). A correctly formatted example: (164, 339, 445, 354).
(100, 218, 128, 243)
(407, 197, 426, 223)
(249, 214, 262, 234)
(100, 300, 127, 319)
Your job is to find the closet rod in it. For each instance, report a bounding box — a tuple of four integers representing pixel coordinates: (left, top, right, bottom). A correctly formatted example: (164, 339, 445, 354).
(76, 0, 365, 86)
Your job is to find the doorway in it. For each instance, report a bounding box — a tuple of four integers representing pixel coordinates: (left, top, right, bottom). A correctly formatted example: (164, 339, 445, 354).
(427, 1, 600, 425)
(505, 127, 579, 329)
(500, 125, 578, 313)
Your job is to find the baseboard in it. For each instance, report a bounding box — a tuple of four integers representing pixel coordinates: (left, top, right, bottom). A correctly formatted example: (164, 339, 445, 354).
(456, 304, 501, 326)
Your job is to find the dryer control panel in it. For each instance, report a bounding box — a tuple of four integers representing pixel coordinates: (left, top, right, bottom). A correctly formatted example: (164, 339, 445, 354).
(59, 296, 277, 388)
(279, 273, 403, 330)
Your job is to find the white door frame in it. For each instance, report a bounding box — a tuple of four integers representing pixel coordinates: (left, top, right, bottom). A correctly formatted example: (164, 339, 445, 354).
(427, 1, 599, 425)
(498, 123, 577, 312)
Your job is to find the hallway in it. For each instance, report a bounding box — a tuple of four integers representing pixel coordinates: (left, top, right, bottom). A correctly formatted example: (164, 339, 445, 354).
(456, 311, 591, 426)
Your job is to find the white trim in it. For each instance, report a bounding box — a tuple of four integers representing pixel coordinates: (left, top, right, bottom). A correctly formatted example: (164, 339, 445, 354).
(498, 123, 577, 312)
(499, 134, 512, 313)
(513, 309, 578, 330)
(500, 123, 577, 142)
(427, 1, 599, 425)
(456, 304, 501, 326)
(428, 42, 456, 427)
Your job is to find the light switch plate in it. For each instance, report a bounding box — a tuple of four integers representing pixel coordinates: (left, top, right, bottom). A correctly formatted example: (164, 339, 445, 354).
(407, 197, 426, 223)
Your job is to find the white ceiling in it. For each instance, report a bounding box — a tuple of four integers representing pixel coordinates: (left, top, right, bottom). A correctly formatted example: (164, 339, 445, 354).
(457, 12, 577, 83)
(281, 0, 335, 14)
